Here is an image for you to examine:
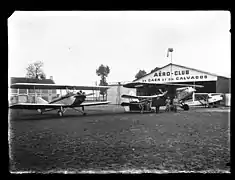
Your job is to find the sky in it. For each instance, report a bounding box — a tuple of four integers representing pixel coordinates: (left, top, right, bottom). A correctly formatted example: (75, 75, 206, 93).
(8, 11, 231, 86)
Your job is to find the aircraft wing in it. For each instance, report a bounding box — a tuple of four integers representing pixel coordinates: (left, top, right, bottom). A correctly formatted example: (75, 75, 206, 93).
(9, 101, 110, 109)
(121, 102, 142, 106)
(79, 101, 110, 106)
(123, 82, 203, 88)
(121, 94, 139, 99)
(121, 94, 163, 99)
(10, 83, 110, 90)
(9, 103, 71, 110)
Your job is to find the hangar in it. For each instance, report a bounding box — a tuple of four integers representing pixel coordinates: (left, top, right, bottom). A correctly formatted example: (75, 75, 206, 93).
(133, 63, 231, 96)
(107, 63, 230, 105)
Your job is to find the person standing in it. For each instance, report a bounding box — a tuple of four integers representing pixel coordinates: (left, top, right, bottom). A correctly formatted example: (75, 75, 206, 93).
(173, 96, 178, 112)
(165, 97, 171, 112)
(152, 97, 161, 114)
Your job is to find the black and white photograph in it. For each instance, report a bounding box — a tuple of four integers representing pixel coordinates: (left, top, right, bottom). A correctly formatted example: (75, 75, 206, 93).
(8, 11, 230, 173)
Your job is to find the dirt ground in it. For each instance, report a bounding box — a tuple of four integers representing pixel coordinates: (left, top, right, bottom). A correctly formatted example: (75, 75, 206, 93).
(8, 105, 230, 173)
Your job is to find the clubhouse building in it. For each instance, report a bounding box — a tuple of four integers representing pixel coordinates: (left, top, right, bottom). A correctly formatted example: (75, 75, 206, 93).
(9, 76, 57, 104)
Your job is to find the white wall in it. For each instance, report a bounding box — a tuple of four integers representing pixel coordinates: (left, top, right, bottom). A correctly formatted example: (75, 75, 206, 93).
(107, 85, 136, 105)
(225, 93, 231, 106)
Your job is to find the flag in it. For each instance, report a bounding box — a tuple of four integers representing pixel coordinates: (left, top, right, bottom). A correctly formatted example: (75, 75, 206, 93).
(167, 48, 173, 57)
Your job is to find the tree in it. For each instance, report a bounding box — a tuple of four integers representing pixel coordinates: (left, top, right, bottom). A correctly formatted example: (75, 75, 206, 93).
(26, 61, 46, 79)
(96, 64, 110, 100)
(150, 67, 160, 73)
(135, 70, 147, 80)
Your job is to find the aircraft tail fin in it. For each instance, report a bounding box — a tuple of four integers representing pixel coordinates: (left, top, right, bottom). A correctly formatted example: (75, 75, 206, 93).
(128, 91, 135, 96)
(36, 97, 49, 104)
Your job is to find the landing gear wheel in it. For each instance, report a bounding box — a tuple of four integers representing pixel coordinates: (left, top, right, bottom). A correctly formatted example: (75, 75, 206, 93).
(212, 103, 217, 108)
(155, 106, 160, 114)
(37, 109, 43, 114)
(58, 110, 63, 117)
(83, 112, 87, 116)
(182, 104, 189, 111)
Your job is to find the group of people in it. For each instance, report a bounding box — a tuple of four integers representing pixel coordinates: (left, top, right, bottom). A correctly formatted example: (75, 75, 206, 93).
(151, 95, 178, 114)
(165, 96, 178, 112)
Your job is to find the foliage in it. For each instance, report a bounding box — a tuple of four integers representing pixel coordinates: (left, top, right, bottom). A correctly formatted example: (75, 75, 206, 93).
(96, 64, 110, 78)
(150, 67, 160, 73)
(96, 64, 110, 99)
(26, 61, 46, 79)
(135, 70, 147, 80)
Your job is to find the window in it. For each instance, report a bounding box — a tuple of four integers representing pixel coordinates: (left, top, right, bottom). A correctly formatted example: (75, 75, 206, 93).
(28, 89, 35, 93)
(11, 88, 18, 94)
(35, 89, 41, 93)
(19, 89, 27, 94)
(42, 89, 49, 94)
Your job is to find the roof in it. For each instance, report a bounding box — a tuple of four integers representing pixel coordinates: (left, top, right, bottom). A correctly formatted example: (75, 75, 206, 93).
(108, 81, 133, 86)
(133, 67, 160, 82)
(133, 63, 229, 82)
(10, 83, 110, 90)
(123, 82, 204, 89)
(10, 77, 55, 85)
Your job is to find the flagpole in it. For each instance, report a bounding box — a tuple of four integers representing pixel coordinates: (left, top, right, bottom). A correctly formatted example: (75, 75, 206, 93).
(170, 51, 172, 81)
(167, 48, 173, 82)
(171, 50, 173, 64)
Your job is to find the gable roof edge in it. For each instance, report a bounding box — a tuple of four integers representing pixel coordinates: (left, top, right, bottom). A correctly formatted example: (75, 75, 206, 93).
(133, 63, 229, 82)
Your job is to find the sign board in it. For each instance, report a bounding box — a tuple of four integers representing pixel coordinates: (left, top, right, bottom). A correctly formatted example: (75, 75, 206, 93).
(137, 64, 217, 83)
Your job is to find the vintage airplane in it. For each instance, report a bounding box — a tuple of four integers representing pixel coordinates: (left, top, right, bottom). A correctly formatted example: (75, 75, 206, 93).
(9, 83, 110, 116)
(185, 93, 224, 108)
(120, 82, 204, 113)
(121, 90, 168, 113)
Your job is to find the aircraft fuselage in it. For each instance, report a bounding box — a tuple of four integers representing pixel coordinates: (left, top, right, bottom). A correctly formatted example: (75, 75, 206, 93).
(49, 93, 86, 107)
(177, 87, 196, 102)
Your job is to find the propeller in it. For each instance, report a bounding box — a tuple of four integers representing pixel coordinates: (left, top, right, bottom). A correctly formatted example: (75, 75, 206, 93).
(163, 90, 168, 96)
(176, 87, 188, 91)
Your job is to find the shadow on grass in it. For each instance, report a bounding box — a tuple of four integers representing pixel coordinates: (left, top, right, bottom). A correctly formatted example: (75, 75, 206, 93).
(9, 109, 160, 121)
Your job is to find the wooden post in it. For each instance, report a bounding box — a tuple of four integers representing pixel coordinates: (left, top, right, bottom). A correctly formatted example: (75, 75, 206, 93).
(93, 89, 94, 101)
(34, 86, 36, 103)
(26, 89, 29, 103)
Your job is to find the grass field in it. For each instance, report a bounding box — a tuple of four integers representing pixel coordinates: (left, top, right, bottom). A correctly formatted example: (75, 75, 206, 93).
(9, 105, 230, 173)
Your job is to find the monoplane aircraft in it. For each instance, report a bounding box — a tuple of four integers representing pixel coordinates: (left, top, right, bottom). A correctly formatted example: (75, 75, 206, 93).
(185, 93, 223, 108)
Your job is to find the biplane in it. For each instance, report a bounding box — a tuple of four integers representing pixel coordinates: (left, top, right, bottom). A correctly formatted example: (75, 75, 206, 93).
(9, 83, 110, 116)
(120, 82, 204, 113)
